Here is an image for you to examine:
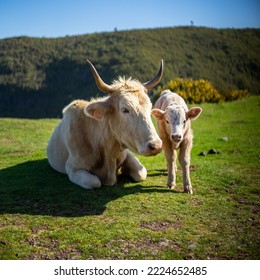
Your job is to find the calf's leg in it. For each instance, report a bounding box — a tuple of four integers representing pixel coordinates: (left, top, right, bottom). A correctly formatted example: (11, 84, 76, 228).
(163, 143, 177, 189)
(178, 139, 193, 194)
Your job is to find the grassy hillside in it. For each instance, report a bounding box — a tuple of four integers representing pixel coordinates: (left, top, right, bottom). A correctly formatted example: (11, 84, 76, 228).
(0, 27, 259, 118)
(0, 96, 259, 259)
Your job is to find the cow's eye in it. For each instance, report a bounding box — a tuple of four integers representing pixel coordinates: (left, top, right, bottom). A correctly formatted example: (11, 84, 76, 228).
(166, 120, 169, 124)
(183, 120, 186, 125)
(122, 108, 130, 113)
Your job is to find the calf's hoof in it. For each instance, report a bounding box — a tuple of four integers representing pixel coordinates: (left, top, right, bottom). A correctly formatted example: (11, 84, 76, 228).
(184, 188, 193, 194)
(167, 183, 176, 189)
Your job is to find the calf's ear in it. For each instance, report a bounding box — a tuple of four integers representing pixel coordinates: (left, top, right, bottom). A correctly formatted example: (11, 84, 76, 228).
(186, 107, 202, 120)
(84, 101, 109, 120)
(151, 108, 165, 120)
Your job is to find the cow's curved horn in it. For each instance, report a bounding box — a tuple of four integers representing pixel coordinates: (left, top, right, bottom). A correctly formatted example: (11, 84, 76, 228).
(143, 59, 164, 91)
(86, 60, 113, 93)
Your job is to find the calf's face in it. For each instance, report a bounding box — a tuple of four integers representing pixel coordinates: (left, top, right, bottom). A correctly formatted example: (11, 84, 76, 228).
(152, 105, 202, 144)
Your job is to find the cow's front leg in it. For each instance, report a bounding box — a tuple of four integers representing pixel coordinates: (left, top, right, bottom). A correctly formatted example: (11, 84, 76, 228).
(163, 143, 177, 189)
(178, 139, 193, 194)
(103, 159, 117, 186)
(65, 161, 101, 189)
(121, 150, 147, 182)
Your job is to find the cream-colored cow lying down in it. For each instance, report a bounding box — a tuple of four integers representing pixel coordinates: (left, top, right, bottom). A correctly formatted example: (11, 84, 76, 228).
(152, 90, 202, 194)
(47, 60, 163, 189)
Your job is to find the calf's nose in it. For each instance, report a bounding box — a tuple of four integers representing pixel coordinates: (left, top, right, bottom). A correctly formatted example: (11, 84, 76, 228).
(171, 134, 182, 142)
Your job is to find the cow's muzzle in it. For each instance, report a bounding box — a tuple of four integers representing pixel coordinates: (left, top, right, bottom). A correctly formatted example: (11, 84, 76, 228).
(143, 139, 162, 156)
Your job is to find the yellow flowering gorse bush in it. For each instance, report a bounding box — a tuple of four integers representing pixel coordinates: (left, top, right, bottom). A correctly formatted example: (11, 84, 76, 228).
(153, 78, 250, 104)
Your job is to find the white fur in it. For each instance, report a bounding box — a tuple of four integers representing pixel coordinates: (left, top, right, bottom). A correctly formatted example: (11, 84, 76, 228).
(152, 90, 202, 194)
(47, 80, 162, 189)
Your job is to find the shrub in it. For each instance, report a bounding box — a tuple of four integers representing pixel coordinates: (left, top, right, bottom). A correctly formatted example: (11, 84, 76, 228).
(220, 89, 250, 101)
(152, 78, 250, 104)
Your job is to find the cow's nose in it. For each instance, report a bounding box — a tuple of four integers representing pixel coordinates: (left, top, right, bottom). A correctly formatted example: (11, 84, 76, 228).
(146, 139, 162, 155)
(171, 134, 182, 142)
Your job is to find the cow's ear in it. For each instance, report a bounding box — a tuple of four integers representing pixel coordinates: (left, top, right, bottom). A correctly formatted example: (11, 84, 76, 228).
(84, 101, 108, 120)
(186, 107, 202, 120)
(151, 108, 165, 120)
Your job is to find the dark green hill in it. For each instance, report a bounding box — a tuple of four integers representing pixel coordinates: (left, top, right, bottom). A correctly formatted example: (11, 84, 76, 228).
(0, 27, 259, 118)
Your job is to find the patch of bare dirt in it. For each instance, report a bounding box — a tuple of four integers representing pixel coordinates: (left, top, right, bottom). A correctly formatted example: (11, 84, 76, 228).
(141, 220, 182, 231)
(190, 165, 199, 170)
(236, 198, 260, 215)
(22, 236, 82, 260)
(30, 225, 49, 234)
(104, 238, 181, 259)
(189, 198, 203, 207)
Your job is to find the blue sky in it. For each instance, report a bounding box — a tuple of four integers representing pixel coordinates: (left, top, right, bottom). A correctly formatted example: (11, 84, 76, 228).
(0, 0, 259, 39)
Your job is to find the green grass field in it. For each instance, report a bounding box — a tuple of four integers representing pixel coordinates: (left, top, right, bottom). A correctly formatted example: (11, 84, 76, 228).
(0, 96, 259, 259)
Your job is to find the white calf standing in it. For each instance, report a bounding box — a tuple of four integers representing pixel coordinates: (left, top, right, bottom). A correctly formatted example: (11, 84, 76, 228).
(152, 90, 202, 194)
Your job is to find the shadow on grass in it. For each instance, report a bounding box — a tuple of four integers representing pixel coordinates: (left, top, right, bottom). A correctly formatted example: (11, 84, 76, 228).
(0, 159, 175, 217)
